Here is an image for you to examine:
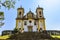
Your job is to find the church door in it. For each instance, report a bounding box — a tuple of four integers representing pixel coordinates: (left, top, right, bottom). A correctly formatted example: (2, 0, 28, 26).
(28, 26, 33, 32)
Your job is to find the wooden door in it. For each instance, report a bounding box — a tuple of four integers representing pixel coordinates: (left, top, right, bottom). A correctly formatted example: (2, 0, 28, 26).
(28, 26, 33, 32)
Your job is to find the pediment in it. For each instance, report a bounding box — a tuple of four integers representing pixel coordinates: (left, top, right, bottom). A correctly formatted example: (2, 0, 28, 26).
(23, 11, 36, 19)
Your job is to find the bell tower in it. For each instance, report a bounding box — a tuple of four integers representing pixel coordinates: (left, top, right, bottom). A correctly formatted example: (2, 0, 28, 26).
(17, 6, 24, 18)
(16, 6, 24, 31)
(36, 5, 46, 31)
(36, 5, 44, 18)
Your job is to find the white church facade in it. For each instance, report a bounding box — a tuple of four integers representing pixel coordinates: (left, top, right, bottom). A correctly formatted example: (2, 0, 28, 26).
(15, 6, 46, 32)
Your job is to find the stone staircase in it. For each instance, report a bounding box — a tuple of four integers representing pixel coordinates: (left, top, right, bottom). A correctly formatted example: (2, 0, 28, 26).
(8, 32, 57, 40)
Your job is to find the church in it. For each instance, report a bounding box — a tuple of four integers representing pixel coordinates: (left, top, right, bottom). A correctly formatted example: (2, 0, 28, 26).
(15, 6, 46, 32)
(0, 6, 60, 40)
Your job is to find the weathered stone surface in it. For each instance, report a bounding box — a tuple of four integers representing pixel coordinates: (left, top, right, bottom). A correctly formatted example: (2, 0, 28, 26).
(7, 32, 60, 40)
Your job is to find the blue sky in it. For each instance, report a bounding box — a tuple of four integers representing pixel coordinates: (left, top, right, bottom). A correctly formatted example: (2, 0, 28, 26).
(0, 0, 60, 35)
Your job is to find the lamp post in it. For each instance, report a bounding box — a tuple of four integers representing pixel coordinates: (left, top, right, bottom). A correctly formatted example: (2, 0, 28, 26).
(0, 12, 4, 27)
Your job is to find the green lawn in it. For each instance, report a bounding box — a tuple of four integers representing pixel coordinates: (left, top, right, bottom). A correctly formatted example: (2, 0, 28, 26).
(51, 35, 60, 39)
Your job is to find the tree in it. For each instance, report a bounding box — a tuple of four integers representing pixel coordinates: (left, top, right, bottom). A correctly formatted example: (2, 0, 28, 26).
(0, 12, 4, 27)
(0, 0, 20, 27)
(0, 0, 19, 9)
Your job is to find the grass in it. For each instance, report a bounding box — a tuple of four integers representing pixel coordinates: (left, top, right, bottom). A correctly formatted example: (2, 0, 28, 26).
(51, 35, 60, 39)
(0, 35, 10, 39)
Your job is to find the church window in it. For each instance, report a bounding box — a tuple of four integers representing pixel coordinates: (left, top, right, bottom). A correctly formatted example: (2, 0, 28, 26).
(24, 21, 27, 25)
(39, 28, 43, 32)
(39, 11, 41, 15)
(23, 28, 24, 30)
(19, 28, 21, 30)
(40, 28, 42, 30)
(29, 21, 32, 23)
(19, 12, 21, 15)
(34, 21, 36, 25)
